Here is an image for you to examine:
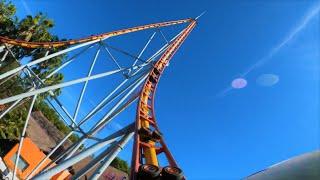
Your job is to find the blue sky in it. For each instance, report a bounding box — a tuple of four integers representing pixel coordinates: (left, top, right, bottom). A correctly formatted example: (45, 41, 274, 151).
(11, 0, 320, 179)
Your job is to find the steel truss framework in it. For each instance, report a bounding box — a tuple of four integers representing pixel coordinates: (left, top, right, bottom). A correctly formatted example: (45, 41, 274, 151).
(0, 16, 199, 180)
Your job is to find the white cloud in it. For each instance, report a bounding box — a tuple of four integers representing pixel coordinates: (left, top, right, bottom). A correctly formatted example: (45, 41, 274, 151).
(217, 2, 320, 97)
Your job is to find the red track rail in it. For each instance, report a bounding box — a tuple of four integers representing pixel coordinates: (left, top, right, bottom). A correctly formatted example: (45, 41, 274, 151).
(0, 19, 191, 49)
(131, 19, 196, 179)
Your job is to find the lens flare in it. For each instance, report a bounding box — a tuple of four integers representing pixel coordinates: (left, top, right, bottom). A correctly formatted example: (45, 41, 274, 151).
(231, 78, 247, 89)
(257, 74, 279, 87)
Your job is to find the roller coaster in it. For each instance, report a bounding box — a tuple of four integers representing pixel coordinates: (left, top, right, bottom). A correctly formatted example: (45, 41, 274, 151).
(0, 16, 199, 180)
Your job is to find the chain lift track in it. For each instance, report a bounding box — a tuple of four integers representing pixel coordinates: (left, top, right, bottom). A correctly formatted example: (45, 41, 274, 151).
(131, 21, 196, 179)
(0, 17, 197, 180)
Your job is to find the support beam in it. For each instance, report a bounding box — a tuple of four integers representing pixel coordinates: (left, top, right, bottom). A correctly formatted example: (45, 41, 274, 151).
(0, 68, 123, 105)
(71, 142, 117, 180)
(63, 74, 147, 160)
(90, 132, 134, 180)
(44, 43, 95, 80)
(1, 50, 8, 62)
(13, 94, 37, 179)
(71, 123, 134, 179)
(25, 132, 74, 180)
(24, 66, 80, 128)
(78, 70, 149, 126)
(32, 125, 134, 180)
(73, 47, 100, 122)
(158, 28, 169, 44)
(0, 39, 103, 80)
(0, 45, 5, 52)
(102, 45, 122, 70)
(132, 32, 157, 67)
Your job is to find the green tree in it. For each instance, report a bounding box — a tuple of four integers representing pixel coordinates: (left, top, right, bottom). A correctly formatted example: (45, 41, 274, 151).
(0, 0, 17, 34)
(0, 0, 68, 140)
(111, 157, 130, 174)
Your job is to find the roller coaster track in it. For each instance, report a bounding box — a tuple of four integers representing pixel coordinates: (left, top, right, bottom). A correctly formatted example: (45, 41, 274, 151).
(0, 17, 197, 180)
(0, 19, 192, 49)
(132, 20, 196, 179)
